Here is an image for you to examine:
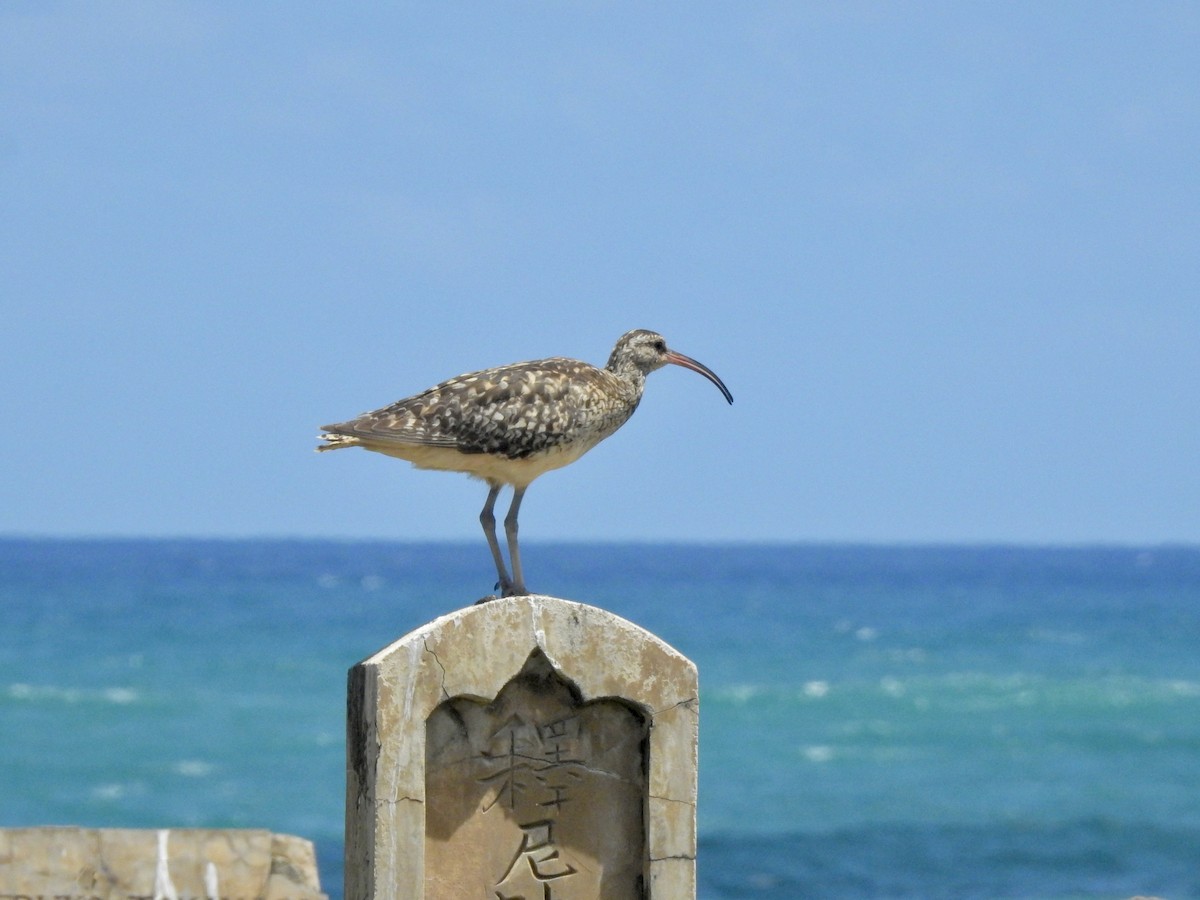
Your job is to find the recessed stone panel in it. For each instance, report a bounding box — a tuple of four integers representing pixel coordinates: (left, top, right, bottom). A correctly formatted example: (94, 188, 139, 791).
(425, 649, 647, 898)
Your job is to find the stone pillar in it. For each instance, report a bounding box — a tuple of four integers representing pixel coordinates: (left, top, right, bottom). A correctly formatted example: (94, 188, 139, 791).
(345, 595, 698, 899)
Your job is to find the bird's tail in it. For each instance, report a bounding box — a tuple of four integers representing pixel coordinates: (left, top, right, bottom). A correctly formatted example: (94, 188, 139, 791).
(315, 432, 360, 453)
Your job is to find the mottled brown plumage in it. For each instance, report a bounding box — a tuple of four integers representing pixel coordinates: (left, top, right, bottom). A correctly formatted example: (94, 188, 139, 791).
(318, 329, 732, 597)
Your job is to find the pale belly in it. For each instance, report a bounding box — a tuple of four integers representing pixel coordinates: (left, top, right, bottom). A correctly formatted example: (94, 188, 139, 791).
(361, 438, 599, 488)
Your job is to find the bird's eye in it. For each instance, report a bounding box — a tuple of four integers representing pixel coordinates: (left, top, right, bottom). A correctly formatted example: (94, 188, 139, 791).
(653, 339, 666, 352)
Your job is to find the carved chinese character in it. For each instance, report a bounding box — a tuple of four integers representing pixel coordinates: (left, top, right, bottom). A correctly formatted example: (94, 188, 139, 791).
(425, 649, 648, 899)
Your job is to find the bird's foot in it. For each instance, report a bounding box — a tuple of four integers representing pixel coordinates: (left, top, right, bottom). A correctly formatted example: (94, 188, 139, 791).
(474, 578, 515, 604)
(474, 579, 530, 603)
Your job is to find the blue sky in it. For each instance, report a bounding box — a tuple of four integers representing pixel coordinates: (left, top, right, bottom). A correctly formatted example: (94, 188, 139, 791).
(3, 3, 1197, 543)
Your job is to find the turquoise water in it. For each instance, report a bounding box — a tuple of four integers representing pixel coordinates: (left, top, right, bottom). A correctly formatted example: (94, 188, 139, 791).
(2, 539, 1199, 898)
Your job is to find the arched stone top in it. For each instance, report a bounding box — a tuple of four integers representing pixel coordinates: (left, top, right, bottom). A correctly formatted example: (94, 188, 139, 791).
(360, 593, 697, 717)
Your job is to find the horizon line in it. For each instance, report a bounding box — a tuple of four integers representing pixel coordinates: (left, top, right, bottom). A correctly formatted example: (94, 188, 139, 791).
(2, 533, 1198, 551)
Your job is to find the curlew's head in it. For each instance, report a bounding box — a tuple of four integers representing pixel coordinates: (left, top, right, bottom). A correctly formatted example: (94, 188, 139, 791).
(606, 329, 733, 404)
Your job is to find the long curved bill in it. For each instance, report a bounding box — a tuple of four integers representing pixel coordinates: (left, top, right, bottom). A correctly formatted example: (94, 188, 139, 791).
(665, 350, 734, 404)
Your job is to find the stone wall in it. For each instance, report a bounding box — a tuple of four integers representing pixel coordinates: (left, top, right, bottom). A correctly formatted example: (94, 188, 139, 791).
(0, 828, 325, 900)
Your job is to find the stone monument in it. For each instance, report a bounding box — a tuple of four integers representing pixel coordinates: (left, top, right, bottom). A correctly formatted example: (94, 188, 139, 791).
(345, 595, 698, 899)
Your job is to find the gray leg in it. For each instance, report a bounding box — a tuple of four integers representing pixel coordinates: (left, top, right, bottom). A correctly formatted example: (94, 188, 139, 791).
(480, 484, 511, 594)
(504, 486, 528, 596)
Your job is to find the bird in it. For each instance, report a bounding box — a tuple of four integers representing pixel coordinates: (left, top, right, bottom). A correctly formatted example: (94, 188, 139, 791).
(317, 329, 733, 598)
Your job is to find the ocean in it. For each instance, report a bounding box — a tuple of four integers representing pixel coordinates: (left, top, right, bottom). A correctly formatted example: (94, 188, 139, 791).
(2, 539, 1198, 899)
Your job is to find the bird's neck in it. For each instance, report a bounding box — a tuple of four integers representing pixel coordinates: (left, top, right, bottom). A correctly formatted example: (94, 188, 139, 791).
(605, 359, 648, 398)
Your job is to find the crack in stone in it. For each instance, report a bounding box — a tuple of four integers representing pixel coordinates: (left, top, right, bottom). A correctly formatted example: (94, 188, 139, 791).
(423, 639, 450, 699)
(650, 853, 697, 862)
(380, 796, 424, 806)
(654, 696, 698, 716)
(649, 794, 696, 807)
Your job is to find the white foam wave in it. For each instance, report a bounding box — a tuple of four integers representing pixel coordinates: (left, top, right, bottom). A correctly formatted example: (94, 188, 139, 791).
(711, 681, 838, 704)
(173, 760, 215, 778)
(716, 684, 762, 704)
(706, 674, 1200, 711)
(7, 683, 141, 705)
(803, 680, 830, 698)
(802, 744, 835, 763)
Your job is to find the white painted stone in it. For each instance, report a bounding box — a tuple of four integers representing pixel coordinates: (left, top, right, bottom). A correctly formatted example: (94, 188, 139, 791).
(346, 594, 699, 899)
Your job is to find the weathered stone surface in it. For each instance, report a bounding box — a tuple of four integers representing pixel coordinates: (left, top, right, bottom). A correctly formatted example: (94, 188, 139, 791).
(426, 649, 647, 898)
(0, 828, 325, 900)
(346, 594, 698, 900)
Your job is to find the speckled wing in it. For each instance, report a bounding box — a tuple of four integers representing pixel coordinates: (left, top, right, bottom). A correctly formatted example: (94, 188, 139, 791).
(320, 358, 637, 460)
